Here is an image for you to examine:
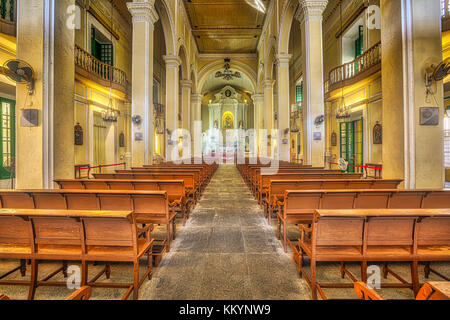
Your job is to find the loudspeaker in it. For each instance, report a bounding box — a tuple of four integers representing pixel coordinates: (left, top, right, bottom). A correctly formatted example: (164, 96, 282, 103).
(21, 109, 39, 127)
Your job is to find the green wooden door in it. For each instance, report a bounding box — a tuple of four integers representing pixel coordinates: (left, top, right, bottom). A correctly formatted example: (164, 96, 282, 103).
(340, 119, 363, 173)
(0, 98, 15, 180)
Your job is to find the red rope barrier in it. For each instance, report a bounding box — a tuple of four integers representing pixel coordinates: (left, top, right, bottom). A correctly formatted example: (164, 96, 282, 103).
(330, 163, 382, 170)
(75, 163, 126, 171)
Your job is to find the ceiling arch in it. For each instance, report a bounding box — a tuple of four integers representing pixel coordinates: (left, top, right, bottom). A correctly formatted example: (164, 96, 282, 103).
(197, 60, 257, 94)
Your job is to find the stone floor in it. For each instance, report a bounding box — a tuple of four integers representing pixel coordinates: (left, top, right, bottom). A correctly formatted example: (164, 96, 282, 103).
(0, 165, 449, 300)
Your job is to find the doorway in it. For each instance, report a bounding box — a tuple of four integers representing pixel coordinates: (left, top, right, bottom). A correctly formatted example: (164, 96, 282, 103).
(340, 118, 363, 173)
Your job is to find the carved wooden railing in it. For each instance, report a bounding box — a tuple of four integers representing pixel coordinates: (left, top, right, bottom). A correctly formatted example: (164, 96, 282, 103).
(75, 45, 128, 92)
(0, 0, 15, 36)
(442, 0, 450, 31)
(325, 41, 381, 94)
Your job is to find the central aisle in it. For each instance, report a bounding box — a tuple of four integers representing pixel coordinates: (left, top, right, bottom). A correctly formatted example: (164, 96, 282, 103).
(140, 165, 310, 300)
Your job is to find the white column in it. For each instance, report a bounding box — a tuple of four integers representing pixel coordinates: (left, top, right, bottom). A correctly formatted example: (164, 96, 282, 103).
(252, 93, 264, 156)
(276, 53, 292, 162)
(163, 55, 181, 161)
(263, 80, 275, 157)
(16, 0, 75, 189)
(191, 93, 203, 158)
(381, 0, 444, 188)
(297, 0, 327, 167)
(128, 0, 159, 166)
(180, 80, 193, 132)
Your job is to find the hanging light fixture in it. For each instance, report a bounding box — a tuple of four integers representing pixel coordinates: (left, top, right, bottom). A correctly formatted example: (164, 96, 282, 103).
(335, 1, 351, 122)
(103, 1, 119, 123)
(215, 58, 242, 81)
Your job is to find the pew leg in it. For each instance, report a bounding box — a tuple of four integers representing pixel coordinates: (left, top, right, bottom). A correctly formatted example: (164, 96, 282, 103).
(147, 251, 153, 280)
(411, 261, 420, 297)
(340, 262, 345, 279)
(268, 207, 272, 225)
(382, 262, 389, 279)
(276, 218, 281, 240)
(172, 219, 177, 240)
(283, 220, 287, 253)
(361, 261, 368, 283)
(424, 262, 431, 279)
(62, 261, 68, 278)
(20, 259, 26, 277)
(182, 206, 187, 226)
(105, 263, 111, 280)
(28, 260, 38, 301)
(166, 224, 171, 253)
(298, 249, 303, 278)
(310, 259, 318, 300)
(133, 261, 140, 300)
(81, 260, 88, 287)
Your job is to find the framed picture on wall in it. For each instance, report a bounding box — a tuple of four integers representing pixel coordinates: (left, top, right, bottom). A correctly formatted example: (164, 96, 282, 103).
(373, 122, 382, 144)
(331, 132, 337, 146)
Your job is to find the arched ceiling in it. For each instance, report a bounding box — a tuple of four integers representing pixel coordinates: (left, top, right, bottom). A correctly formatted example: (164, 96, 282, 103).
(201, 69, 255, 95)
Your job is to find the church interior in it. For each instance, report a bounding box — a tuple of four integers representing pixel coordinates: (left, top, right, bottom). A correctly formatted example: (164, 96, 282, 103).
(0, 0, 449, 302)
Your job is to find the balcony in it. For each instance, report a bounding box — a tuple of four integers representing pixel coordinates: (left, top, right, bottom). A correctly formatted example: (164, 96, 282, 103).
(75, 45, 129, 95)
(0, 0, 16, 36)
(325, 41, 381, 96)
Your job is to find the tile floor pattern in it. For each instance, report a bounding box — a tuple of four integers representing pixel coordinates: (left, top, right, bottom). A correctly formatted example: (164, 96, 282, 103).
(0, 165, 448, 300)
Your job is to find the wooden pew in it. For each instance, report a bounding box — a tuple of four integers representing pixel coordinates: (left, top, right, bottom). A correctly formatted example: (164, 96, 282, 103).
(263, 179, 403, 223)
(93, 172, 200, 204)
(299, 209, 450, 300)
(257, 172, 364, 204)
(355, 281, 450, 300)
(0, 286, 93, 300)
(277, 189, 450, 252)
(0, 189, 175, 255)
(54, 179, 192, 225)
(0, 208, 151, 300)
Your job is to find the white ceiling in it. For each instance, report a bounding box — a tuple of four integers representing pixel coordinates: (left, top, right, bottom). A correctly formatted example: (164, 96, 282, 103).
(201, 69, 255, 94)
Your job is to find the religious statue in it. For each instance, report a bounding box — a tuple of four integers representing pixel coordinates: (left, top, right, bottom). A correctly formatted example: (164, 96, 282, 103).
(214, 120, 219, 129)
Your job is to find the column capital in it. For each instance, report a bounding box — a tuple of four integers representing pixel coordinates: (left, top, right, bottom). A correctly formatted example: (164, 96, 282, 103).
(127, 0, 159, 25)
(163, 55, 182, 68)
(251, 93, 264, 104)
(276, 53, 292, 67)
(296, 0, 328, 24)
(191, 93, 203, 104)
(180, 79, 193, 89)
(263, 79, 276, 89)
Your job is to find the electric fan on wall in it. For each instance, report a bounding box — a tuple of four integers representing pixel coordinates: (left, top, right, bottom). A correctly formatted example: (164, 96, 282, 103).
(338, 158, 349, 171)
(0, 59, 35, 95)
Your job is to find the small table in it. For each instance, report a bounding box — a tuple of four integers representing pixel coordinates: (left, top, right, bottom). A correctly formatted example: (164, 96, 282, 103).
(364, 163, 382, 179)
(75, 164, 91, 179)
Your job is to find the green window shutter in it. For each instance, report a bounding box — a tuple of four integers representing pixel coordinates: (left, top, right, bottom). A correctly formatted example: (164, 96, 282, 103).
(296, 83, 303, 110)
(1, 0, 6, 19)
(91, 28, 97, 58)
(101, 43, 113, 66)
(0, 98, 15, 180)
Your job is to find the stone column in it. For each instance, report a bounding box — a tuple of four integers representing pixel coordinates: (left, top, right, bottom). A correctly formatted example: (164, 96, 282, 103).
(16, 0, 75, 189)
(163, 55, 181, 161)
(180, 80, 192, 132)
(263, 80, 275, 157)
(381, 0, 444, 188)
(276, 53, 292, 162)
(191, 93, 203, 159)
(252, 93, 264, 156)
(297, 0, 327, 167)
(128, 0, 159, 167)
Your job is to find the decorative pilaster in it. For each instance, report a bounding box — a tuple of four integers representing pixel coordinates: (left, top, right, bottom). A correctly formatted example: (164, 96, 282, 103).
(252, 93, 264, 157)
(163, 55, 181, 161)
(263, 80, 275, 157)
(128, 0, 159, 166)
(180, 79, 193, 132)
(296, 0, 327, 167)
(191, 93, 203, 159)
(276, 53, 292, 162)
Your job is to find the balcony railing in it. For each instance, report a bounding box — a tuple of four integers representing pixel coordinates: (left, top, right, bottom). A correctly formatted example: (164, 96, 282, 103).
(442, 0, 450, 31)
(75, 45, 128, 93)
(325, 41, 381, 94)
(0, 0, 16, 36)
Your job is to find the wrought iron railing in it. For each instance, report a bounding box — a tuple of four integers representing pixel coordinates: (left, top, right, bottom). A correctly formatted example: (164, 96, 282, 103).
(0, 0, 14, 22)
(326, 41, 381, 93)
(75, 45, 127, 89)
(0, 0, 15, 36)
